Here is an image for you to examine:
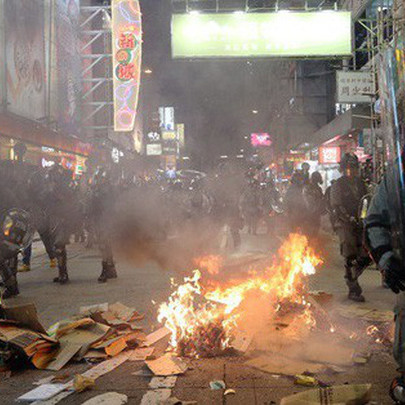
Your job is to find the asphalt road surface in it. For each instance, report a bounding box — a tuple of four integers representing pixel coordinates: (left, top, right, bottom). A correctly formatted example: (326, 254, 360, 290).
(0, 224, 398, 404)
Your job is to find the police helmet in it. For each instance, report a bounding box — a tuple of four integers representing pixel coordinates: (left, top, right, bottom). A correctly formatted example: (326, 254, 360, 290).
(1, 209, 33, 250)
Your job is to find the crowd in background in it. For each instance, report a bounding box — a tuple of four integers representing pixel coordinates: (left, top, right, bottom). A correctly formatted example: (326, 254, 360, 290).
(0, 153, 378, 304)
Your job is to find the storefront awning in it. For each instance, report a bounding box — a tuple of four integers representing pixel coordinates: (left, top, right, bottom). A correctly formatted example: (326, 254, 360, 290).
(308, 105, 371, 149)
(0, 113, 92, 157)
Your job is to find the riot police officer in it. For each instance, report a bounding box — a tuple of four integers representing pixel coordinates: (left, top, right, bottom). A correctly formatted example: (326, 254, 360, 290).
(44, 165, 77, 284)
(88, 167, 117, 283)
(365, 163, 405, 403)
(0, 209, 33, 298)
(303, 171, 325, 239)
(330, 153, 371, 302)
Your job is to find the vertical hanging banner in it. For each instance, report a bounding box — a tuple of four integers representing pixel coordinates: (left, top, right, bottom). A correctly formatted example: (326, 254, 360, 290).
(112, 0, 142, 132)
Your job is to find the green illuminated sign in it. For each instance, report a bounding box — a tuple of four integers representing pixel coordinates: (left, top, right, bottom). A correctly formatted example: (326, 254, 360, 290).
(172, 12, 352, 58)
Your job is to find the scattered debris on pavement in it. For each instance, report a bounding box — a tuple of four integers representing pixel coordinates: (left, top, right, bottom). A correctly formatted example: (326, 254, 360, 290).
(161, 397, 197, 405)
(18, 351, 130, 403)
(209, 380, 226, 390)
(245, 353, 325, 376)
(0, 302, 145, 373)
(17, 383, 68, 402)
(80, 392, 128, 405)
(73, 373, 95, 392)
(145, 353, 188, 376)
(352, 351, 372, 365)
(128, 346, 155, 361)
(280, 384, 372, 405)
(149, 376, 177, 389)
(335, 305, 393, 323)
(144, 327, 171, 347)
(0, 277, 386, 405)
(294, 374, 317, 387)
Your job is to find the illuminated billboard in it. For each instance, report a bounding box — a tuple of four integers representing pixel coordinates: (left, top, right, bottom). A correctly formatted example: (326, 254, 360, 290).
(251, 133, 272, 147)
(112, 0, 142, 132)
(5, 0, 46, 120)
(172, 12, 352, 58)
(319, 146, 341, 164)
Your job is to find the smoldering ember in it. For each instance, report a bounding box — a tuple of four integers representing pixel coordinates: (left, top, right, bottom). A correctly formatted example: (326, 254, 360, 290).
(0, 0, 405, 404)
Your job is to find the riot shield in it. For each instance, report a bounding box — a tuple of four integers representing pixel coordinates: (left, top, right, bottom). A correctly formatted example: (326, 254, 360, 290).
(378, 34, 405, 256)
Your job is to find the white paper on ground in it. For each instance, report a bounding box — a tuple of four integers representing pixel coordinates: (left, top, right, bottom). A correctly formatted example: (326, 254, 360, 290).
(30, 352, 131, 405)
(81, 392, 128, 405)
(79, 303, 109, 315)
(140, 389, 171, 405)
(33, 376, 56, 386)
(17, 383, 67, 402)
(149, 376, 177, 389)
(145, 354, 188, 376)
(32, 391, 71, 405)
(143, 327, 171, 347)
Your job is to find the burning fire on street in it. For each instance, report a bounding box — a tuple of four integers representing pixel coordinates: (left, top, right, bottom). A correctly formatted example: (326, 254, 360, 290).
(157, 233, 323, 357)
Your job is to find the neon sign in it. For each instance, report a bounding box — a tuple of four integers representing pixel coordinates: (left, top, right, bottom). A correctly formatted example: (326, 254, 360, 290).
(112, 0, 142, 131)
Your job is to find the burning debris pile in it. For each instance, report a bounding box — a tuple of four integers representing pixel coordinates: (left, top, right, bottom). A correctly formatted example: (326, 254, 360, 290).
(157, 233, 323, 357)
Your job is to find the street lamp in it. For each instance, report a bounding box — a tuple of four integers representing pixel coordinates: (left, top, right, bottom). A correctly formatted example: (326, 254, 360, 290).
(252, 110, 258, 114)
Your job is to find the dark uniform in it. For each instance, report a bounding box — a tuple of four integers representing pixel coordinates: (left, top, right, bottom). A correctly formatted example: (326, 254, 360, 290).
(88, 167, 117, 283)
(44, 165, 77, 284)
(0, 162, 21, 297)
(365, 164, 405, 402)
(259, 181, 282, 235)
(284, 171, 306, 233)
(26, 168, 57, 267)
(240, 181, 261, 235)
(303, 171, 325, 239)
(0, 209, 33, 298)
(330, 153, 371, 302)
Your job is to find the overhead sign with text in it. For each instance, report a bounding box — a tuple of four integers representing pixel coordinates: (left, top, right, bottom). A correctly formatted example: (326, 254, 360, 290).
(336, 71, 375, 104)
(172, 12, 352, 58)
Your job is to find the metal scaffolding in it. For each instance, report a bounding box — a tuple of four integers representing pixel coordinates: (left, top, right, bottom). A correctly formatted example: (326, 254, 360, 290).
(80, 4, 113, 141)
(171, 0, 338, 13)
(348, 0, 396, 182)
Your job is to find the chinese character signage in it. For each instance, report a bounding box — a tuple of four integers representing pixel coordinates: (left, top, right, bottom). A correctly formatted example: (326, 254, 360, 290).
(172, 12, 351, 58)
(319, 146, 341, 164)
(336, 71, 375, 104)
(112, 0, 142, 131)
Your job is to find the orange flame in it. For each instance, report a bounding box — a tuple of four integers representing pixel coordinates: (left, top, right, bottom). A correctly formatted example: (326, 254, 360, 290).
(157, 233, 322, 356)
(193, 255, 223, 275)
